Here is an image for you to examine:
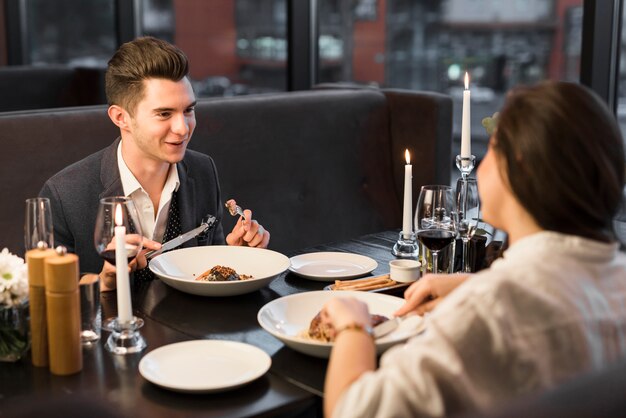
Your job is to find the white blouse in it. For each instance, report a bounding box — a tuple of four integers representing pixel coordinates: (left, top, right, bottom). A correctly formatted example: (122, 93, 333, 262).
(334, 231, 626, 418)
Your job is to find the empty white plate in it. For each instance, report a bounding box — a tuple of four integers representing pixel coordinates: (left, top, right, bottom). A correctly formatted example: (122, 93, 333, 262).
(289, 252, 378, 282)
(139, 340, 271, 393)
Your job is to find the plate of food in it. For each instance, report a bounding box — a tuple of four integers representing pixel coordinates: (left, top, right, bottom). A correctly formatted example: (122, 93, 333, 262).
(257, 290, 425, 358)
(139, 340, 271, 393)
(288, 252, 378, 281)
(149, 246, 290, 296)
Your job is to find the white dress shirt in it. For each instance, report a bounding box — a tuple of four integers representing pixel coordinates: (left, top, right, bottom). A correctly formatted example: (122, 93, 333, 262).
(334, 231, 626, 418)
(117, 143, 179, 242)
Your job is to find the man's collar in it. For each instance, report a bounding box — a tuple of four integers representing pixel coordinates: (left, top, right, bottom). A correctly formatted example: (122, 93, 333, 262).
(116, 141, 180, 197)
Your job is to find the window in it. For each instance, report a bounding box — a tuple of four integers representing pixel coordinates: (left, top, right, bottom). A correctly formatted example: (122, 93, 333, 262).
(318, 0, 584, 161)
(617, 3, 626, 139)
(144, 0, 287, 98)
(25, 0, 116, 66)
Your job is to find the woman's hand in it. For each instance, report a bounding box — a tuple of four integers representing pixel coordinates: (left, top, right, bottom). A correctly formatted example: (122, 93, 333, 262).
(226, 208, 270, 248)
(321, 297, 372, 338)
(394, 273, 471, 316)
(322, 297, 377, 418)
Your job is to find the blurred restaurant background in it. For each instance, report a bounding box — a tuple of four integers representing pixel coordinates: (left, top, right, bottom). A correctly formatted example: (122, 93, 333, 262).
(0, 0, 624, 165)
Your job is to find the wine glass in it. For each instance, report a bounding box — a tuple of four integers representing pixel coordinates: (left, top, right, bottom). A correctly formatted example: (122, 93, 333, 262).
(456, 177, 480, 272)
(94, 197, 143, 266)
(24, 197, 54, 251)
(414, 185, 456, 274)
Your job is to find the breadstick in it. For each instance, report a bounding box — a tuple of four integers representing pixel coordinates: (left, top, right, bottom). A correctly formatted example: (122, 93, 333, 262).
(336, 280, 395, 291)
(337, 277, 390, 289)
(334, 274, 390, 288)
(334, 274, 394, 291)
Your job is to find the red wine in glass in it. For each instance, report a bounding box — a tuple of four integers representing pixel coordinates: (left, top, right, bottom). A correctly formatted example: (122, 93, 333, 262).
(417, 229, 456, 252)
(99, 249, 138, 266)
(94, 197, 143, 268)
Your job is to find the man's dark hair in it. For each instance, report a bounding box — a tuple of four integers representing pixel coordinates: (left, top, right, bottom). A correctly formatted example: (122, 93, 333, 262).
(105, 36, 189, 115)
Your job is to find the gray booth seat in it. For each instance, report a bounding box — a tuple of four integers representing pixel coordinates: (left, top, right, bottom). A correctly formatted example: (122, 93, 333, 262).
(0, 87, 452, 256)
(0, 65, 107, 112)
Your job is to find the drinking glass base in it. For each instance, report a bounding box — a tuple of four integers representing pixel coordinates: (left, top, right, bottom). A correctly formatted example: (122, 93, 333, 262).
(391, 231, 419, 259)
(102, 316, 146, 355)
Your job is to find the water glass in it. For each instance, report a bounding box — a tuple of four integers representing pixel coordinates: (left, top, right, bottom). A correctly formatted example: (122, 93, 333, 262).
(456, 177, 480, 272)
(79, 274, 101, 345)
(24, 197, 54, 251)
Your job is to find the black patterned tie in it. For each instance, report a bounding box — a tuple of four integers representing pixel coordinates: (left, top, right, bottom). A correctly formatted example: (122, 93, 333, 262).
(134, 191, 182, 282)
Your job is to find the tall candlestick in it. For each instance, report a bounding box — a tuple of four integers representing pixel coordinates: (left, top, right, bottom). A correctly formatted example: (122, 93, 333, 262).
(461, 72, 471, 159)
(114, 204, 133, 324)
(402, 149, 412, 239)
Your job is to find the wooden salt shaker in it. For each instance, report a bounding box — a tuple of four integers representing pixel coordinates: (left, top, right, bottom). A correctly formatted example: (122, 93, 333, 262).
(26, 244, 57, 367)
(44, 247, 82, 375)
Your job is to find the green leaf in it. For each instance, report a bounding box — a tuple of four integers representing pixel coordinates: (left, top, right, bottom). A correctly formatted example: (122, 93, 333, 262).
(481, 111, 499, 135)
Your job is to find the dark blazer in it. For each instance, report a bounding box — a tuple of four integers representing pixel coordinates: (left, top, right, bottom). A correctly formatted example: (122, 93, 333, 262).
(39, 138, 226, 273)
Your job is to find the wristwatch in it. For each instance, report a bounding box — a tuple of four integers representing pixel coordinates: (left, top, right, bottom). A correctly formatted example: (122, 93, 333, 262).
(334, 322, 374, 339)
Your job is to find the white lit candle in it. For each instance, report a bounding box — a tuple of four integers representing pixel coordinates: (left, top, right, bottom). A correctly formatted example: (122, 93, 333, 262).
(461, 72, 471, 160)
(402, 149, 412, 239)
(114, 204, 133, 324)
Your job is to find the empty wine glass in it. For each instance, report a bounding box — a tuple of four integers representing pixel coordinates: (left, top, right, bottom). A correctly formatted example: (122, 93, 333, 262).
(94, 197, 143, 266)
(414, 185, 456, 274)
(24, 197, 54, 251)
(456, 177, 480, 272)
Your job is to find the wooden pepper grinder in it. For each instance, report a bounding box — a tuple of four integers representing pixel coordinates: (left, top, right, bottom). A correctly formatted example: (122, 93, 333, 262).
(44, 246, 82, 375)
(26, 243, 57, 367)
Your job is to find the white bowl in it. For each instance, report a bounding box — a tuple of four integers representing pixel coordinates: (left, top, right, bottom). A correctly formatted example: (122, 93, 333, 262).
(149, 246, 290, 297)
(389, 259, 421, 283)
(257, 290, 424, 358)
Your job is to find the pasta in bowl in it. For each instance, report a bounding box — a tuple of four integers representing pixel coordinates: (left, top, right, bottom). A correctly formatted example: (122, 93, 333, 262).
(257, 290, 425, 358)
(149, 246, 290, 296)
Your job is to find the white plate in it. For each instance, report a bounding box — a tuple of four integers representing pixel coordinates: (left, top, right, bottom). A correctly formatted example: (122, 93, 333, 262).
(149, 246, 290, 296)
(257, 290, 425, 359)
(139, 340, 271, 393)
(288, 252, 378, 281)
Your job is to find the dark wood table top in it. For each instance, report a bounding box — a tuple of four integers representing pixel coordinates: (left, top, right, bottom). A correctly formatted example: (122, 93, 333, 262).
(1, 230, 402, 418)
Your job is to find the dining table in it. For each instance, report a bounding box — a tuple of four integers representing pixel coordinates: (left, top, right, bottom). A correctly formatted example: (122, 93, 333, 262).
(1, 230, 406, 418)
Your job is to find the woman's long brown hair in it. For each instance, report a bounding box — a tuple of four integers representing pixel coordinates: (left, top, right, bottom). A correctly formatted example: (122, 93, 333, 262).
(494, 81, 625, 242)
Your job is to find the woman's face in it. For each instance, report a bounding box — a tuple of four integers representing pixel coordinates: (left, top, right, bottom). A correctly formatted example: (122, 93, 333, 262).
(477, 137, 508, 230)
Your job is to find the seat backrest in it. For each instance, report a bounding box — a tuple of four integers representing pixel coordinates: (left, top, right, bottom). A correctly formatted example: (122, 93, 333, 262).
(0, 65, 106, 112)
(0, 88, 451, 255)
(458, 356, 626, 418)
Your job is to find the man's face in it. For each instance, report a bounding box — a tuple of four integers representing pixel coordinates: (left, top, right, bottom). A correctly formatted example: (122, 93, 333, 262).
(127, 77, 196, 165)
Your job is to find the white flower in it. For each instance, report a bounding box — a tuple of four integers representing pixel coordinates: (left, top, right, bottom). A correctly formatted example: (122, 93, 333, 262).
(0, 248, 28, 307)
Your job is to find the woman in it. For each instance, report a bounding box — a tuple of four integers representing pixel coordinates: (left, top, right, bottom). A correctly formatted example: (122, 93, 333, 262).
(321, 81, 626, 418)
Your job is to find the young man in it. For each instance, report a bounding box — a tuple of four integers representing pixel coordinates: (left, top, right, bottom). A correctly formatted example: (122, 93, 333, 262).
(40, 37, 269, 290)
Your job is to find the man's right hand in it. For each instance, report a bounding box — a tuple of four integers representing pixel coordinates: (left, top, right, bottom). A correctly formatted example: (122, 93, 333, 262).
(394, 273, 471, 316)
(99, 237, 162, 292)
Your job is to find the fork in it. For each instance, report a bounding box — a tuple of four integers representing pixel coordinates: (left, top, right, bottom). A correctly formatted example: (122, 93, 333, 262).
(225, 199, 246, 220)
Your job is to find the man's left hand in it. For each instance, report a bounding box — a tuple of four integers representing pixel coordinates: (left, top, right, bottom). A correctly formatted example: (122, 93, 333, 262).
(226, 208, 270, 248)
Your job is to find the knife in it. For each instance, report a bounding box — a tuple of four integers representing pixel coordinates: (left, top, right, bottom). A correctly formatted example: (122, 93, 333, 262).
(146, 216, 216, 259)
(373, 316, 403, 339)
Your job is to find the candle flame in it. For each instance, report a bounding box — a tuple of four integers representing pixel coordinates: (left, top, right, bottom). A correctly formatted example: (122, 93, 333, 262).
(405, 149, 410, 164)
(115, 204, 123, 227)
(464, 72, 469, 90)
